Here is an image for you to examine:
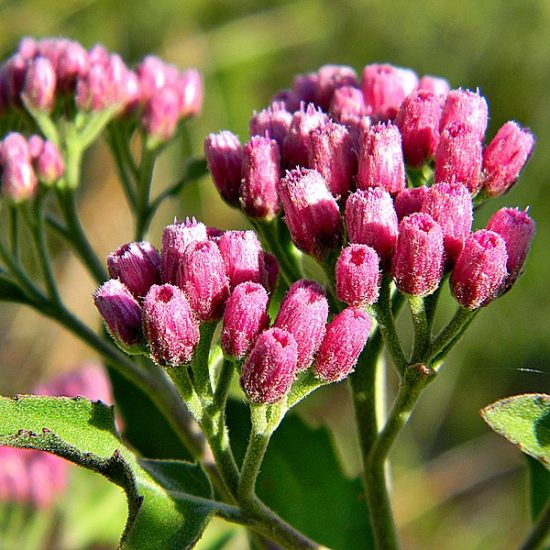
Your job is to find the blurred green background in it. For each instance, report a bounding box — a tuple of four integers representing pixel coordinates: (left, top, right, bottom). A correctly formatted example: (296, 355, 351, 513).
(0, 0, 548, 548)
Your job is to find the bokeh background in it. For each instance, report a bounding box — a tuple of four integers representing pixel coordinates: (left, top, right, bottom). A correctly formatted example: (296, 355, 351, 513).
(0, 0, 548, 548)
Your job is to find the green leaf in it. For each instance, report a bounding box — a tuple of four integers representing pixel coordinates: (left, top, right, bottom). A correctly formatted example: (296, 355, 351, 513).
(481, 393, 550, 468)
(527, 455, 550, 521)
(0, 395, 218, 549)
(227, 399, 374, 550)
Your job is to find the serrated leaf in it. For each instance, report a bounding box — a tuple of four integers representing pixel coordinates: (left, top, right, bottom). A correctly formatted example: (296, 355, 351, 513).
(481, 393, 550, 468)
(0, 395, 219, 549)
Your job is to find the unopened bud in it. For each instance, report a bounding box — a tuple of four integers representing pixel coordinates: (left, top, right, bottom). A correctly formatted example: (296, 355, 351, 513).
(439, 89, 488, 141)
(28, 134, 44, 159)
(35, 140, 64, 185)
(315, 64, 358, 110)
(417, 75, 450, 98)
(142, 86, 181, 143)
(23, 57, 56, 112)
(218, 230, 264, 288)
(179, 69, 203, 118)
(394, 186, 429, 221)
(249, 101, 292, 150)
(329, 85, 367, 125)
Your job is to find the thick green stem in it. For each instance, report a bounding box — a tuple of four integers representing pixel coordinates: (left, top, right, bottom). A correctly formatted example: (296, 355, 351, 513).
(191, 322, 217, 401)
(408, 295, 428, 363)
(106, 125, 137, 209)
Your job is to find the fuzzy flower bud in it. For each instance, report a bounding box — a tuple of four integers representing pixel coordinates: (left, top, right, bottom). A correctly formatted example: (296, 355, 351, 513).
(34, 140, 64, 185)
(1, 158, 37, 203)
(143, 284, 200, 366)
(421, 181, 473, 262)
(28, 134, 44, 159)
(394, 187, 429, 221)
(240, 135, 281, 220)
(329, 85, 367, 125)
(395, 90, 442, 166)
(56, 40, 89, 89)
(482, 121, 535, 197)
(357, 122, 406, 195)
(314, 307, 371, 382)
(336, 244, 381, 306)
(161, 218, 208, 284)
(218, 230, 264, 288)
(179, 240, 229, 321)
(204, 131, 243, 205)
(315, 64, 358, 110)
(107, 241, 161, 299)
(279, 168, 342, 259)
(93, 279, 144, 354)
(179, 69, 203, 118)
(361, 64, 418, 120)
(142, 86, 181, 143)
(393, 213, 444, 296)
(222, 282, 270, 359)
(274, 280, 329, 371)
(451, 230, 508, 309)
(439, 89, 488, 141)
(291, 72, 318, 105)
(308, 121, 355, 198)
(345, 188, 398, 267)
(249, 101, 292, 150)
(22, 57, 56, 112)
(486, 207, 535, 289)
(240, 327, 298, 404)
(417, 75, 451, 98)
(434, 121, 483, 194)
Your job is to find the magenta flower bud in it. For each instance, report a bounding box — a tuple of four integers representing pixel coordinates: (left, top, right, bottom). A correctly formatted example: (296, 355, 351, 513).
(93, 279, 144, 354)
(357, 122, 406, 195)
(204, 131, 243, 205)
(329, 85, 367, 125)
(345, 188, 399, 267)
(240, 327, 298, 404)
(218, 230, 264, 288)
(222, 282, 270, 359)
(395, 90, 442, 166)
(336, 244, 381, 306)
(486, 207, 535, 288)
(142, 86, 181, 143)
(451, 230, 508, 309)
(439, 89, 488, 141)
(291, 72, 319, 105)
(56, 40, 89, 88)
(271, 88, 301, 113)
(161, 218, 208, 284)
(5, 54, 28, 106)
(179, 240, 229, 321)
(283, 103, 328, 169)
(261, 252, 279, 294)
(143, 284, 200, 366)
(249, 101, 292, 150)
(482, 121, 535, 197)
(392, 213, 444, 296)
(308, 121, 355, 199)
(2, 159, 37, 203)
(137, 55, 179, 100)
(107, 54, 140, 110)
(107, 241, 161, 299)
(35, 140, 64, 185)
(314, 307, 371, 383)
(417, 75, 451, 98)
(394, 186, 429, 221)
(88, 44, 110, 66)
(75, 62, 109, 111)
(279, 168, 342, 259)
(179, 69, 203, 118)
(28, 134, 44, 159)
(361, 63, 418, 120)
(315, 64, 358, 110)
(17, 37, 38, 60)
(240, 135, 281, 220)
(434, 121, 483, 194)
(421, 181, 473, 261)
(0, 132, 29, 162)
(22, 57, 56, 112)
(274, 280, 329, 371)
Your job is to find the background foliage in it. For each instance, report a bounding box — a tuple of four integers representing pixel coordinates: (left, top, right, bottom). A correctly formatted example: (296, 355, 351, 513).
(0, 0, 548, 548)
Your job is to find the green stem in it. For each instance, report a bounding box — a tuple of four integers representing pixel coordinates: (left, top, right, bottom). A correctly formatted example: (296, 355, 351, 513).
(134, 142, 156, 241)
(9, 207, 19, 262)
(519, 498, 550, 550)
(213, 357, 235, 413)
(106, 125, 137, 209)
(408, 295, 428, 362)
(287, 370, 325, 409)
(191, 322, 217, 401)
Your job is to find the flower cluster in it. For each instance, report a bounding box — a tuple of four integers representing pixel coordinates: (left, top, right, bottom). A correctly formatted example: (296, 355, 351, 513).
(205, 63, 535, 311)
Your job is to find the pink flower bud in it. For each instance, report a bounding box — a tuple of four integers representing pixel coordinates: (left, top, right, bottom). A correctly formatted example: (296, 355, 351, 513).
(222, 282, 270, 359)
(394, 186, 429, 221)
(218, 230, 264, 288)
(56, 40, 89, 89)
(204, 131, 244, 205)
(274, 280, 329, 371)
(1, 134, 37, 202)
(486, 207, 535, 289)
(143, 284, 200, 366)
(93, 279, 144, 354)
(314, 307, 371, 382)
(336, 244, 381, 306)
(361, 63, 418, 120)
(482, 121, 535, 197)
(1, 132, 29, 162)
(249, 101, 292, 150)
(279, 168, 342, 259)
(28, 134, 44, 159)
(417, 75, 451, 98)
(161, 218, 207, 284)
(395, 90, 442, 166)
(178, 240, 229, 321)
(291, 73, 318, 105)
(142, 86, 181, 143)
(357, 122, 406, 195)
(283, 103, 328, 169)
(240, 135, 281, 220)
(35, 140, 64, 185)
(17, 37, 38, 60)
(392, 213, 444, 296)
(315, 64, 358, 110)
(107, 241, 161, 299)
(434, 121, 482, 194)
(308, 120, 355, 198)
(439, 89, 488, 141)
(421, 181, 473, 262)
(329, 85, 367, 125)
(22, 57, 56, 112)
(179, 69, 203, 118)
(271, 88, 301, 113)
(451, 230, 508, 309)
(345, 188, 399, 267)
(75, 62, 109, 111)
(137, 55, 179, 100)
(261, 251, 280, 294)
(5, 54, 29, 106)
(240, 327, 298, 404)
